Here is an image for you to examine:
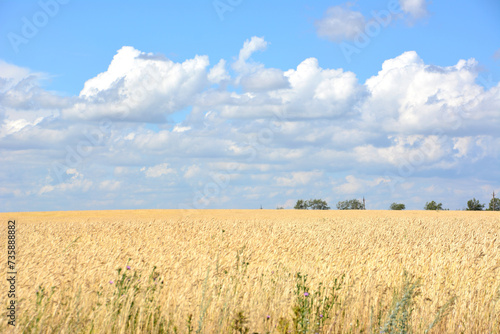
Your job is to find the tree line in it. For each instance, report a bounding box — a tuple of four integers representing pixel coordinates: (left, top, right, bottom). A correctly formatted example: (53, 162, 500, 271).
(291, 196, 500, 211)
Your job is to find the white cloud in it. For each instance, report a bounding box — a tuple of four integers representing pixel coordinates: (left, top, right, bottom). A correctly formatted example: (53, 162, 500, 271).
(399, 0, 428, 18)
(334, 175, 363, 194)
(1, 118, 41, 135)
(452, 136, 500, 162)
(1, 39, 499, 211)
(0, 60, 31, 92)
(99, 180, 121, 191)
(334, 175, 390, 194)
(124, 132, 135, 140)
(360, 51, 489, 134)
(230, 36, 290, 93)
(213, 54, 362, 120)
(453, 137, 473, 158)
(315, 1, 427, 44)
(64, 46, 210, 122)
(315, 6, 366, 42)
(208, 59, 230, 84)
(38, 185, 54, 195)
(0, 61, 68, 144)
(240, 68, 289, 92)
(275, 170, 324, 187)
(280, 57, 362, 118)
(141, 163, 176, 178)
(354, 135, 449, 168)
(39, 169, 92, 195)
(173, 125, 191, 133)
(233, 36, 268, 73)
(183, 165, 202, 179)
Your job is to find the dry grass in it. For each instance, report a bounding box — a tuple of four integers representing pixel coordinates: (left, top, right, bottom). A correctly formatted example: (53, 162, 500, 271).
(0, 209, 499, 333)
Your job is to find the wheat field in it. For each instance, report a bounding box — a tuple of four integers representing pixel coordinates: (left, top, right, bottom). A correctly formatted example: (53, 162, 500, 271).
(0, 210, 499, 333)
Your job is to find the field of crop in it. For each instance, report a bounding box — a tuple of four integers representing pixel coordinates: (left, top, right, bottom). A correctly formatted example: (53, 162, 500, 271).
(0, 210, 499, 333)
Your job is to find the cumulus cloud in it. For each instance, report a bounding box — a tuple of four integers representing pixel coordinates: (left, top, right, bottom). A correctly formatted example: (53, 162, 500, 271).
(208, 59, 230, 84)
(280, 57, 362, 118)
(0, 61, 69, 143)
(240, 68, 289, 92)
(233, 36, 268, 73)
(211, 56, 362, 119)
(1, 38, 499, 211)
(64, 46, 210, 122)
(360, 51, 492, 134)
(0, 60, 31, 92)
(229, 36, 291, 93)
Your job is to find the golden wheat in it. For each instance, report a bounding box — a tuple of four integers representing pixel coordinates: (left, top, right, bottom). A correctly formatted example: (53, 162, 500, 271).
(0, 210, 499, 333)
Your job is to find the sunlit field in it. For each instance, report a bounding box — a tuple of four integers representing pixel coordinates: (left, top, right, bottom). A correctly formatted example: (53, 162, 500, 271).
(1, 210, 499, 333)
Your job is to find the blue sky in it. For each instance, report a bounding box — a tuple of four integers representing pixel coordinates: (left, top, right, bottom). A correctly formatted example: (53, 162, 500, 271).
(0, 0, 499, 211)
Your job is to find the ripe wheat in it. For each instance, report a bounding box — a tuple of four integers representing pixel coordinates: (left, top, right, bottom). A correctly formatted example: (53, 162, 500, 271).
(0, 210, 498, 333)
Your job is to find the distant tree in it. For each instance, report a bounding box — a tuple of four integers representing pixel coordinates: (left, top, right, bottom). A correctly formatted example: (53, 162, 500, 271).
(294, 199, 330, 210)
(424, 201, 443, 210)
(390, 203, 406, 210)
(276, 206, 284, 210)
(306, 199, 330, 210)
(294, 199, 307, 210)
(487, 198, 500, 211)
(337, 199, 363, 210)
(466, 198, 485, 211)
(487, 192, 499, 211)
